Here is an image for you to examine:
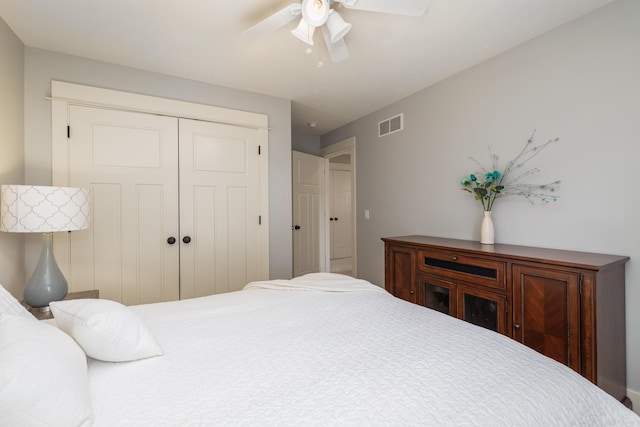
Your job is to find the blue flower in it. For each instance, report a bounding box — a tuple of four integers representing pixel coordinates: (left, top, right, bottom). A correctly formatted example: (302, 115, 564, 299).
(492, 171, 501, 180)
(470, 174, 477, 181)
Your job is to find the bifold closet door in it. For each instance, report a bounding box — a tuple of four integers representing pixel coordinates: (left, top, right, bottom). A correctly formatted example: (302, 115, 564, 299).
(61, 106, 266, 304)
(66, 105, 180, 305)
(178, 118, 264, 298)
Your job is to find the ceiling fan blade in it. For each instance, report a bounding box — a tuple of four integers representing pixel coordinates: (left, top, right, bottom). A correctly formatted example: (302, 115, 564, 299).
(243, 3, 302, 39)
(333, 0, 429, 16)
(321, 26, 349, 63)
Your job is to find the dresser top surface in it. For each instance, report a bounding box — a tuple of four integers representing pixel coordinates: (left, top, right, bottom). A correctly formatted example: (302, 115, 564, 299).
(382, 235, 629, 270)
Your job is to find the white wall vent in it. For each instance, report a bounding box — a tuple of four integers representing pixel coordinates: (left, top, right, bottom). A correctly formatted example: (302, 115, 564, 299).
(378, 113, 404, 137)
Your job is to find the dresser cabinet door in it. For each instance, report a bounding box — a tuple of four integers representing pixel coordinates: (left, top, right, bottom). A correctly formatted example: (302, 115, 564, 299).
(512, 265, 580, 371)
(457, 285, 507, 335)
(418, 274, 456, 316)
(418, 274, 507, 334)
(385, 245, 417, 303)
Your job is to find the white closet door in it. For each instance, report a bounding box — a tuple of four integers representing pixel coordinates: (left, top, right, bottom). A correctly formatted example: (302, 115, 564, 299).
(178, 118, 264, 298)
(330, 169, 352, 260)
(292, 151, 325, 277)
(65, 105, 180, 305)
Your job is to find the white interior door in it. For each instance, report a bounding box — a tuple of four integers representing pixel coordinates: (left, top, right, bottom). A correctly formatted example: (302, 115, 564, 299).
(330, 169, 352, 260)
(292, 151, 325, 277)
(64, 105, 180, 305)
(321, 137, 356, 277)
(178, 118, 266, 298)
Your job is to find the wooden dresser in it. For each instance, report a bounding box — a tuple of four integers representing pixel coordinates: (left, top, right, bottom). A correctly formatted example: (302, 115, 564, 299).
(382, 235, 630, 406)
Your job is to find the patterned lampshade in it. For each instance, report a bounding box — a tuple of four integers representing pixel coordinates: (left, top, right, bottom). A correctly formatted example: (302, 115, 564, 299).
(0, 185, 90, 233)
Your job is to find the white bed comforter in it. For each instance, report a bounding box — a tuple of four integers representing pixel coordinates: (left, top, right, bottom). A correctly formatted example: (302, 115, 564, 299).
(88, 273, 639, 426)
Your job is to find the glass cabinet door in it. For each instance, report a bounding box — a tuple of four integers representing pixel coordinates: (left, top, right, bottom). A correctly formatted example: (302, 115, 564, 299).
(457, 285, 506, 334)
(418, 275, 456, 316)
(418, 275, 507, 336)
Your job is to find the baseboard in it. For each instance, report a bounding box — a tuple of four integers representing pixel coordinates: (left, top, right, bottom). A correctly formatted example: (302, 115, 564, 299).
(628, 388, 640, 415)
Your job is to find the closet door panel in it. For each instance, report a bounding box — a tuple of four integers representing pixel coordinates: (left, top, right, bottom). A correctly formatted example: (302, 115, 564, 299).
(136, 185, 168, 304)
(188, 186, 217, 297)
(63, 105, 180, 305)
(227, 187, 249, 290)
(179, 118, 263, 298)
(91, 184, 122, 301)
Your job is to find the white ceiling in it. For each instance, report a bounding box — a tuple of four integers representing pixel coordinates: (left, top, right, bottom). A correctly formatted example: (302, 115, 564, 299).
(0, 0, 614, 136)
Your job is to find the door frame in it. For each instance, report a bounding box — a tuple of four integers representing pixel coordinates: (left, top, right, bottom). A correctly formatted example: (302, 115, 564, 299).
(320, 137, 356, 276)
(51, 81, 270, 287)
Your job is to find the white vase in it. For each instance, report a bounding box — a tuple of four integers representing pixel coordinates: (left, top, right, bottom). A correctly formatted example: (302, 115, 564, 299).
(480, 211, 495, 244)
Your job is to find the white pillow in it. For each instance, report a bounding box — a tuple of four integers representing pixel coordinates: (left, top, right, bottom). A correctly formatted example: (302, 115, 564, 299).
(0, 284, 32, 319)
(50, 298, 164, 362)
(0, 314, 93, 427)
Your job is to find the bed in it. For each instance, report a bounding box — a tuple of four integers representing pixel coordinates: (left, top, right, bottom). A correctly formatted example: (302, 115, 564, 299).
(1, 273, 639, 426)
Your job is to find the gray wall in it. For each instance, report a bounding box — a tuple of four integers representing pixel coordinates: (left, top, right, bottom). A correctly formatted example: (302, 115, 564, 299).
(23, 48, 293, 280)
(292, 132, 322, 156)
(0, 17, 25, 296)
(323, 0, 640, 395)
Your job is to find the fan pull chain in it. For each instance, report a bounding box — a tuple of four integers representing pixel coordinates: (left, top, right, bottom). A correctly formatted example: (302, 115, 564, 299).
(317, 27, 324, 68)
(305, 23, 313, 55)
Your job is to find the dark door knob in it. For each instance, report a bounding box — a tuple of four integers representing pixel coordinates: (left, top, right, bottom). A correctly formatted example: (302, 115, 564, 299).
(294, 225, 301, 230)
(167, 237, 176, 245)
(334, 217, 338, 221)
(329, 218, 334, 221)
(183, 236, 192, 244)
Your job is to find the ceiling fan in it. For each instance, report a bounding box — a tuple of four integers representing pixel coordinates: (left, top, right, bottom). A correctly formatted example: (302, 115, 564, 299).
(243, 0, 430, 63)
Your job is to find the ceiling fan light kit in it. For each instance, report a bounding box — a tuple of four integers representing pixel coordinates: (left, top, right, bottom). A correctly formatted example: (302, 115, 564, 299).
(244, 0, 430, 63)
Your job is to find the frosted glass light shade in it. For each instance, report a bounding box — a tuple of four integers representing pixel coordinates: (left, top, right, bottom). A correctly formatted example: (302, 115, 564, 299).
(0, 185, 90, 233)
(291, 18, 315, 45)
(326, 10, 352, 43)
(301, 0, 330, 27)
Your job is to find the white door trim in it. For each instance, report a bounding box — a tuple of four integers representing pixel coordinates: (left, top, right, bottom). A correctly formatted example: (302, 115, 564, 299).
(320, 137, 355, 157)
(49, 81, 268, 130)
(321, 137, 356, 276)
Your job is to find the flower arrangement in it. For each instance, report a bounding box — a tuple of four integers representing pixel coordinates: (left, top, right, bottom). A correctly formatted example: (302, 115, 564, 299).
(461, 131, 560, 212)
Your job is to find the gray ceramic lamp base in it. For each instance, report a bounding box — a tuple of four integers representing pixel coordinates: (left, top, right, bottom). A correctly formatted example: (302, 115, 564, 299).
(23, 233, 69, 308)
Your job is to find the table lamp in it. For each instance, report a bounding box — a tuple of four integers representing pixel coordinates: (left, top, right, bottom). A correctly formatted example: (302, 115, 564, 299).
(0, 185, 90, 307)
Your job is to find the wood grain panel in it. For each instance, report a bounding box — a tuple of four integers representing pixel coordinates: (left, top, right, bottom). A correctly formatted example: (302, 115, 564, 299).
(513, 265, 579, 370)
(385, 244, 416, 303)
